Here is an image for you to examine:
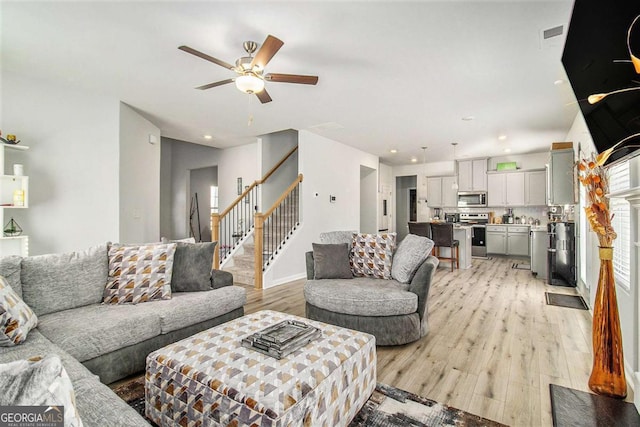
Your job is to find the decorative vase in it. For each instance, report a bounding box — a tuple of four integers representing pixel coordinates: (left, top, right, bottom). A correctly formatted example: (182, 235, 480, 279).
(588, 246, 627, 398)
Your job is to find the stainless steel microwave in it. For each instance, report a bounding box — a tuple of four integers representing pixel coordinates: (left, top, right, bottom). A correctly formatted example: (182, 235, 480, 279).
(458, 192, 487, 207)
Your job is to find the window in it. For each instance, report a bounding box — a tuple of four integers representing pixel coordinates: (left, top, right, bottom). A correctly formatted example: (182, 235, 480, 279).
(579, 180, 587, 286)
(608, 161, 631, 290)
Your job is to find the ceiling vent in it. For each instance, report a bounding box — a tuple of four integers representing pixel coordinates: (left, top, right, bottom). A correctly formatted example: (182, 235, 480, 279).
(308, 122, 344, 132)
(540, 24, 566, 50)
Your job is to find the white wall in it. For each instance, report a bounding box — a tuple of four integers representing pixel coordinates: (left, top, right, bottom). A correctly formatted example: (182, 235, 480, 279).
(161, 137, 221, 239)
(262, 130, 378, 288)
(259, 130, 298, 210)
(119, 103, 161, 243)
(217, 142, 260, 212)
(1, 71, 120, 254)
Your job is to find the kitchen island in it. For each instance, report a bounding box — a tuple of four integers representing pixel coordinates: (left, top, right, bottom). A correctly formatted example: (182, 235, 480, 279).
(429, 223, 473, 269)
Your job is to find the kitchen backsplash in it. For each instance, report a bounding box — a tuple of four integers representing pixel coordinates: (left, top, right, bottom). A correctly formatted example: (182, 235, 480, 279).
(439, 206, 551, 225)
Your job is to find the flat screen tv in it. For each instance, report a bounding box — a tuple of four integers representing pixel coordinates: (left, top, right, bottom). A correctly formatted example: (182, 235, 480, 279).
(562, 0, 640, 165)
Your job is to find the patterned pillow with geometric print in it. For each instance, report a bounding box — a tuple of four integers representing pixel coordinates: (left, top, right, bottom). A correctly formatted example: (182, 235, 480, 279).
(350, 232, 397, 279)
(0, 275, 38, 346)
(103, 243, 177, 305)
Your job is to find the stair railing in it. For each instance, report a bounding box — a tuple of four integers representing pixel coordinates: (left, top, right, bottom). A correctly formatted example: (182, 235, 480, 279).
(254, 174, 303, 289)
(211, 145, 298, 268)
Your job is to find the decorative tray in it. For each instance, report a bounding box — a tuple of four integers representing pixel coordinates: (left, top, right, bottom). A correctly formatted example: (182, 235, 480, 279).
(242, 319, 321, 359)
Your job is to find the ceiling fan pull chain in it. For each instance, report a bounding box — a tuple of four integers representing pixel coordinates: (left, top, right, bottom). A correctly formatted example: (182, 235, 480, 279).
(247, 95, 254, 127)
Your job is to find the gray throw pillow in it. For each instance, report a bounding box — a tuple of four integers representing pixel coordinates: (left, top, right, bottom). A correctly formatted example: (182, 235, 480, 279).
(0, 255, 22, 298)
(171, 242, 216, 292)
(391, 234, 434, 284)
(312, 243, 353, 280)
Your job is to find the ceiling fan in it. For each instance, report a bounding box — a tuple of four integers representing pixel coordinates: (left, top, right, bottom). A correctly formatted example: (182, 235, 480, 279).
(179, 35, 318, 104)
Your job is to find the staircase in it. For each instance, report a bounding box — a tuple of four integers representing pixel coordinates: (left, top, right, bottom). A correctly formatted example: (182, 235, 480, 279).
(212, 146, 302, 289)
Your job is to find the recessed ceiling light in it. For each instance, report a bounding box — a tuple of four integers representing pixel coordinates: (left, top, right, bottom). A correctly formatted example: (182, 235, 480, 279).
(504, 148, 512, 153)
(498, 135, 507, 141)
(411, 158, 418, 163)
(554, 79, 565, 86)
(203, 135, 212, 140)
(390, 149, 398, 154)
(462, 116, 475, 121)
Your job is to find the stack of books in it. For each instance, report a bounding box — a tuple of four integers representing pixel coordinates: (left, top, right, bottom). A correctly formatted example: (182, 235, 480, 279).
(242, 319, 321, 359)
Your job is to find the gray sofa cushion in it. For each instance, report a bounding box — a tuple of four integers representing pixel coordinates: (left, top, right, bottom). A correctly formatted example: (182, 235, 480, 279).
(73, 378, 150, 427)
(37, 303, 162, 362)
(319, 231, 356, 245)
(0, 329, 97, 384)
(21, 244, 108, 316)
(212, 269, 233, 289)
(312, 243, 352, 279)
(0, 255, 22, 297)
(304, 278, 416, 316)
(392, 234, 435, 283)
(171, 242, 216, 292)
(150, 286, 247, 334)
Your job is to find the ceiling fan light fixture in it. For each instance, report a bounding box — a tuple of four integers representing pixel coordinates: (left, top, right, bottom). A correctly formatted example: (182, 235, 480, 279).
(235, 74, 265, 94)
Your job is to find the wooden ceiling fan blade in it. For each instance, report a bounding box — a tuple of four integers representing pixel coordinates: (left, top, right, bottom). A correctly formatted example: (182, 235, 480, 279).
(264, 73, 319, 85)
(178, 45, 235, 70)
(195, 79, 234, 90)
(250, 35, 284, 69)
(256, 89, 273, 104)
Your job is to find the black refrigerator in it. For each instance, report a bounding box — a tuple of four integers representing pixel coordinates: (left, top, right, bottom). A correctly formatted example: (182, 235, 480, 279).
(547, 222, 576, 286)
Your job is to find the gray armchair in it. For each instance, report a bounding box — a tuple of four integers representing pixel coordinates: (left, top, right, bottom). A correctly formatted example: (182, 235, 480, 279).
(304, 251, 438, 346)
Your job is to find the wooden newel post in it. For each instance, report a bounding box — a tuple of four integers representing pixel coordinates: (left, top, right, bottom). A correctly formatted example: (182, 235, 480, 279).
(254, 213, 264, 290)
(211, 213, 220, 269)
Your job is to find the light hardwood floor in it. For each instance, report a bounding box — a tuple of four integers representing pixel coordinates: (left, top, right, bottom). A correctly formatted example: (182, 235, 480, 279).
(243, 256, 631, 426)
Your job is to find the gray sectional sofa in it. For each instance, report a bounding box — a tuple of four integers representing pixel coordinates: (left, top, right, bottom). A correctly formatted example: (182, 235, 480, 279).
(0, 243, 246, 426)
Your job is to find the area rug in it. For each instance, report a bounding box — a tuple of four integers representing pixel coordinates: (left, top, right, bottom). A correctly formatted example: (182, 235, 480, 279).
(550, 384, 640, 427)
(511, 262, 530, 270)
(545, 292, 588, 310)
(113, 377, 506, 426)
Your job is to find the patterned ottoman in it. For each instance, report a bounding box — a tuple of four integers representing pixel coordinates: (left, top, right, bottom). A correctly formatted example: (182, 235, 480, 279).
(145, 310, 376, 427)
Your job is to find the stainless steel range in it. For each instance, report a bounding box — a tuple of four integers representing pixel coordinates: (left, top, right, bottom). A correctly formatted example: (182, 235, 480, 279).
(459, 213, 489, 258)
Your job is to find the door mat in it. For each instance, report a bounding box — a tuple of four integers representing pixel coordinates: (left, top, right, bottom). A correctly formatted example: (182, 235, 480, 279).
(512, 263, 531, 270)
(113, 377, 506, 427)
(550, 384, 640, 427)
(545, 292, 588, 310)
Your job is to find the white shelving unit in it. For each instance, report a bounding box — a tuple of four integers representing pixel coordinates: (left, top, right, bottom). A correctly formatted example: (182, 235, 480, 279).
(0, 144, 29, 257)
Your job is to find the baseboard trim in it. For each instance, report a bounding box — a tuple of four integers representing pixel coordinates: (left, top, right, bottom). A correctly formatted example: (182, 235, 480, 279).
(264, 272, 306, 289)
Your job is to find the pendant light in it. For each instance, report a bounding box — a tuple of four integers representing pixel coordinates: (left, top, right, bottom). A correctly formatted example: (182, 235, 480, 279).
(451, 143, 459, 190)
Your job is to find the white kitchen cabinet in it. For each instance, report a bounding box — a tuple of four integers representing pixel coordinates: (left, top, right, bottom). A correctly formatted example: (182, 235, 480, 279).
(487, 173, 506, 206)
(486, 225, 507, 254)
(525, 170, 547, 206)
(487, 224, 530, 255)
(458, 161, 473, 192)
(548, 148, 576, 205)
(505, 172, 525, 206)
(488, 171, 525, 206)
(427, 177, 442, 207)
(507, 225, 530, 256)
(441, 176, 458, 207)
(457, 159, 487, 192)
(427, 176, 457, 207)
(0, 144, 29, 257)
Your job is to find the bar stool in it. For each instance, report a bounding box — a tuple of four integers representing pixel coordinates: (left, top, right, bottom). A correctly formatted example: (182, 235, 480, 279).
(430, 223, 459, 272)
(408, 222, 430, 238)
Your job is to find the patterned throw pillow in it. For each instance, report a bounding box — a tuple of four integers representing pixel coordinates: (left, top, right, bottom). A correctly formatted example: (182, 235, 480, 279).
(103, 243, 177, 305)
(0, 275, 38, 346)
(350, 233, 397, 279)
(0, 355, 83, 427)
